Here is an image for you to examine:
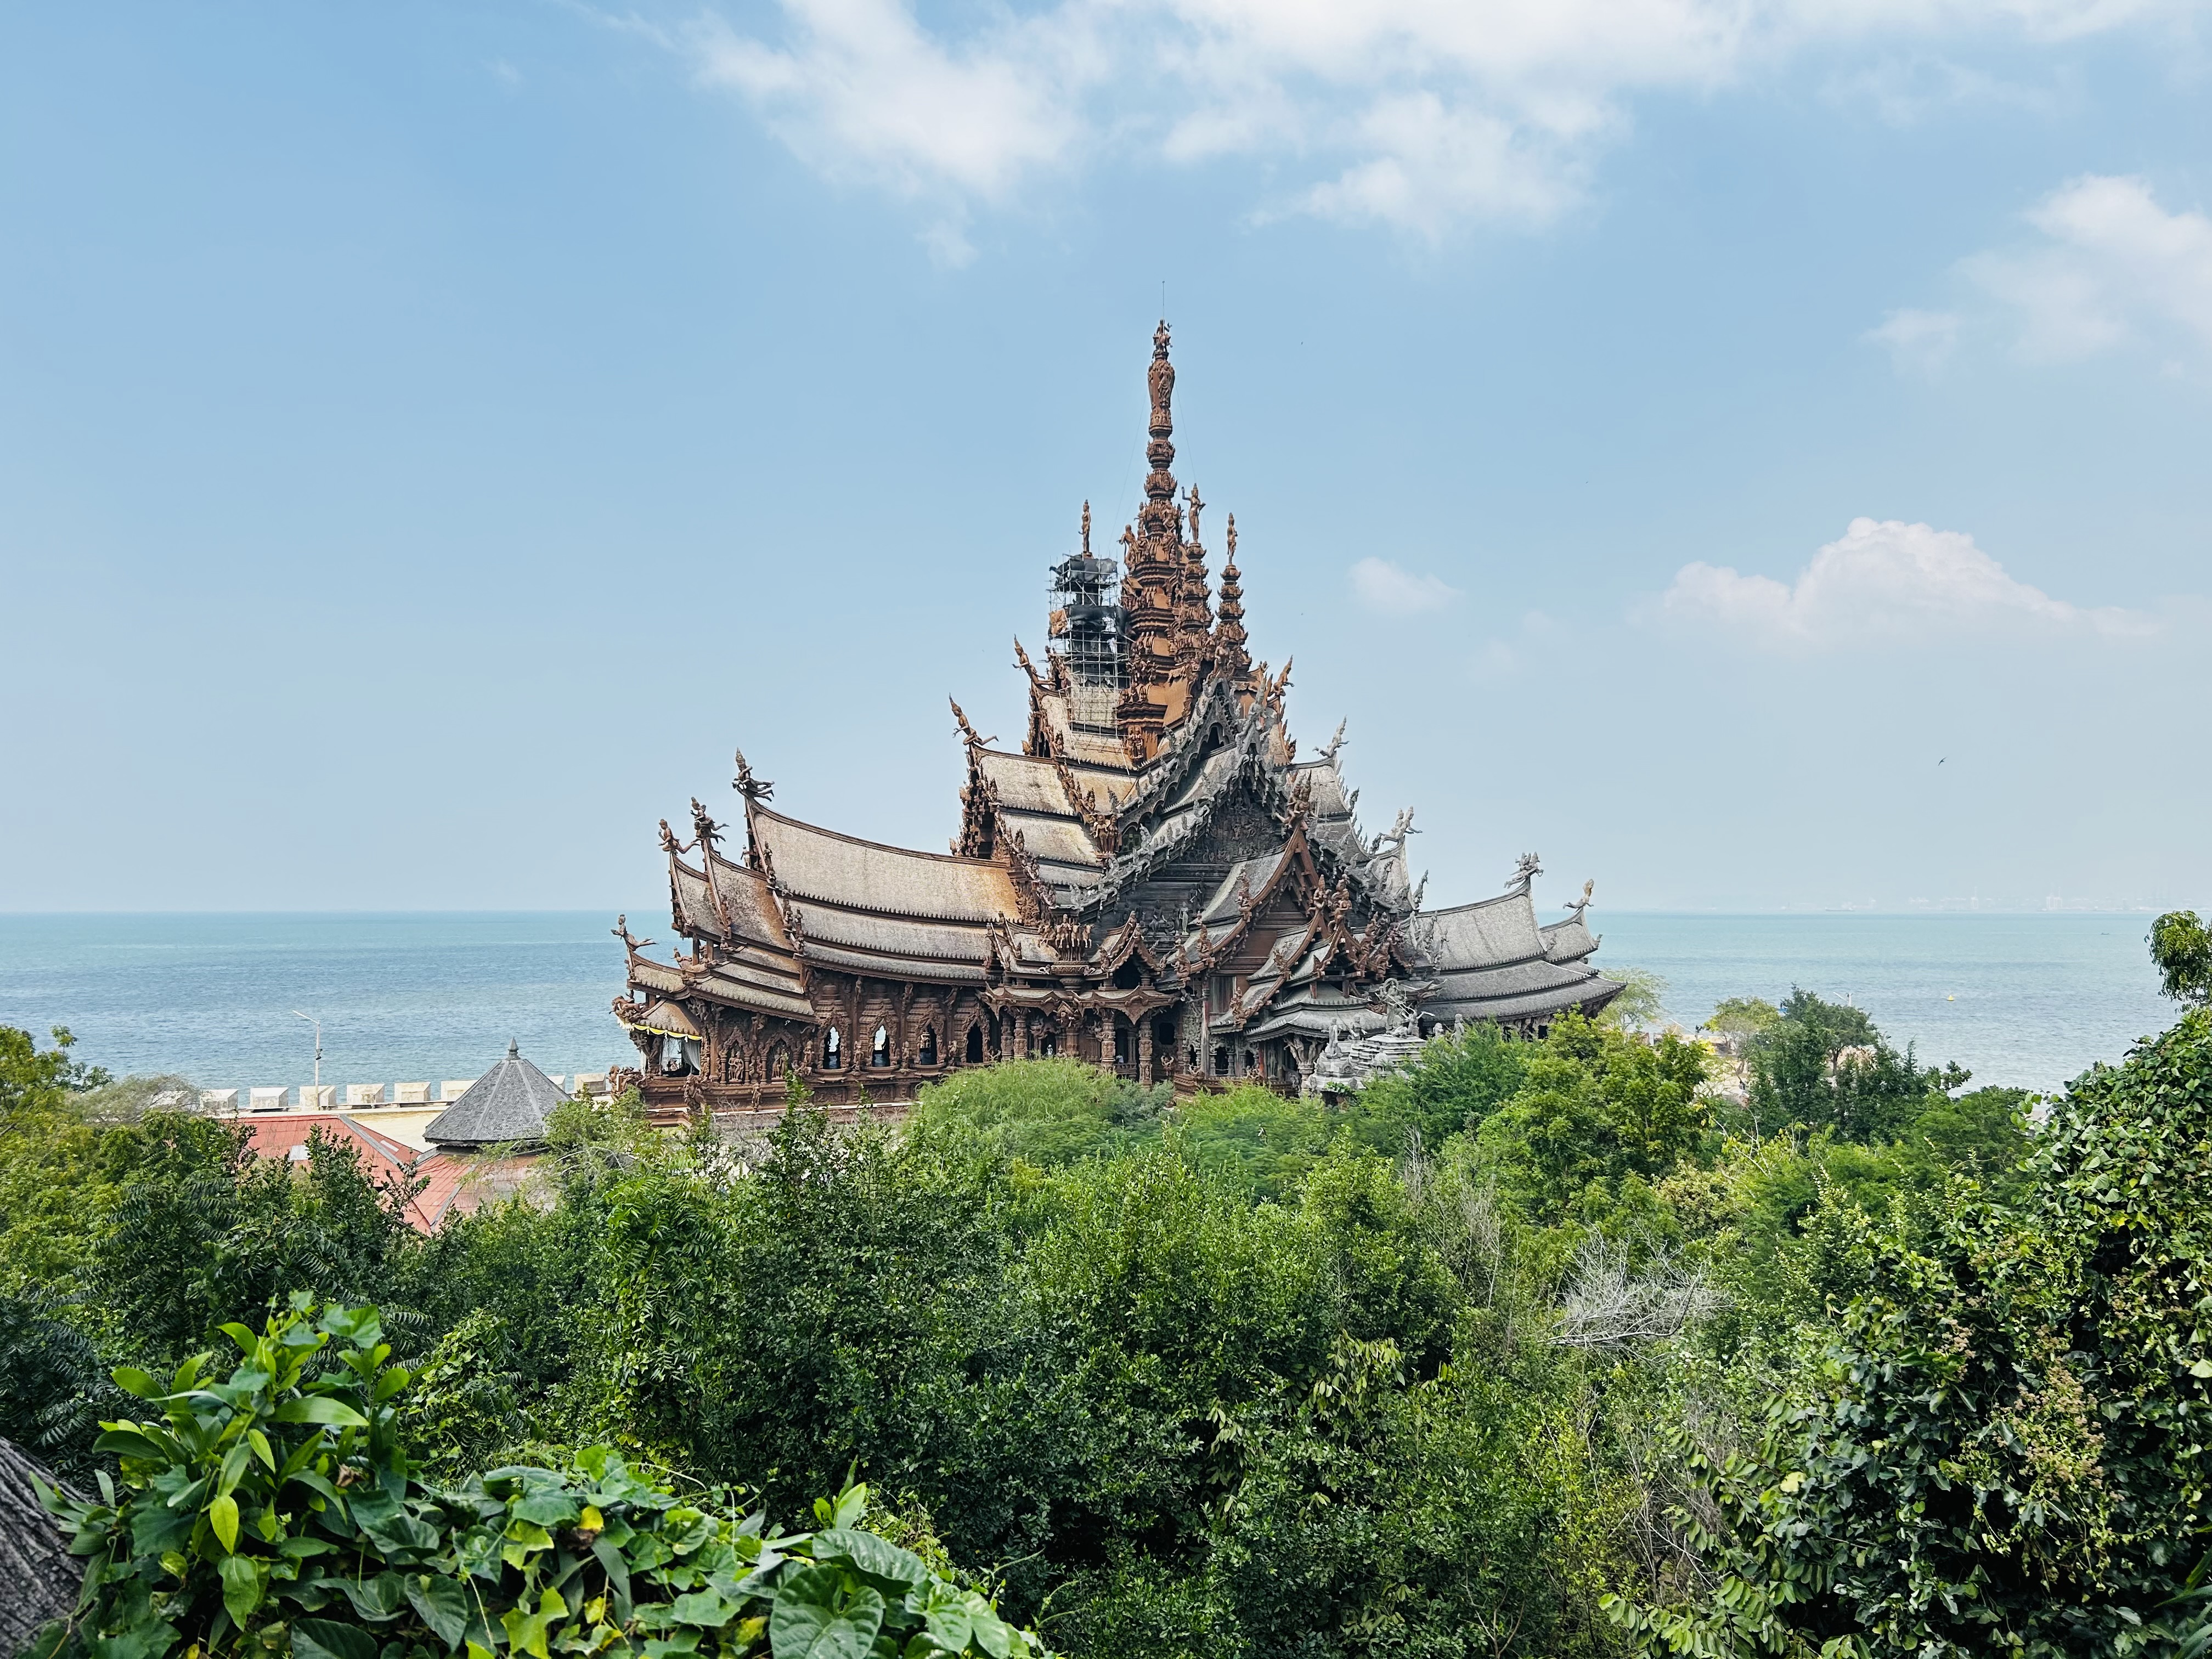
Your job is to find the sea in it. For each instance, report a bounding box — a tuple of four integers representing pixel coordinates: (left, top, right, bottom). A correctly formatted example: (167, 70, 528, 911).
(0, 910, 2180, 1098)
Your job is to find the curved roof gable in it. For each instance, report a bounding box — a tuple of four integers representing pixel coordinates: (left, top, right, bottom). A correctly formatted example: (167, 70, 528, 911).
(1422, 888, 1547, 972)
(752, 807, 1022, 922)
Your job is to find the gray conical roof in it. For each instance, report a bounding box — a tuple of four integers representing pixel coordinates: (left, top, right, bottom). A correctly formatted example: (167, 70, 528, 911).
(423, 1039, 567, 1149)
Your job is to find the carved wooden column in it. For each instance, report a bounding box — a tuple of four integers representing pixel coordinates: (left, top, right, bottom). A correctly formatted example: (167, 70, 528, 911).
(1137, 1020, 1153, 1086)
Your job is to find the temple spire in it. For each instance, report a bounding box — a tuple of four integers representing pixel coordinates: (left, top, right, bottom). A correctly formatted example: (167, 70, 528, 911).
(1214, 512, 1249, 675)
(1118, 320, 1183, 758)
(1176, 481, 1213, 678)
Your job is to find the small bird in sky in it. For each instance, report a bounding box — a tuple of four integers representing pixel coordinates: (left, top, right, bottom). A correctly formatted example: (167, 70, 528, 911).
(1938, 758, 1947, 765)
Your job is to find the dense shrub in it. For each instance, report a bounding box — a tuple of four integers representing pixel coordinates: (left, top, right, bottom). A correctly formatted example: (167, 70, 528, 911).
(35, 1295, 1054, 1659)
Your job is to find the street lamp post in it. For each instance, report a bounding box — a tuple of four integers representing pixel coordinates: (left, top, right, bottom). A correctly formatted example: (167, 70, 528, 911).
(292, 1012, 322, 1091)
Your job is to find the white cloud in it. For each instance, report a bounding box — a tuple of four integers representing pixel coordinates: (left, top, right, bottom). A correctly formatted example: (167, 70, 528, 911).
(1352, 556, 1462, 616)
(1659, 516, 2154, 648)
(1864, 307, 1960, 374)
(685, 2, 1092, 203)
(663, 0, 2198, 241)
(1966, 174, 2212, 360)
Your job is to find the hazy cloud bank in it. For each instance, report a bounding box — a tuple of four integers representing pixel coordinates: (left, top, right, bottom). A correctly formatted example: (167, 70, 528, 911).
(1352, 556, 1462, 615)
(1657, 516, 2157, 649)
(659, 0, 2203, 246)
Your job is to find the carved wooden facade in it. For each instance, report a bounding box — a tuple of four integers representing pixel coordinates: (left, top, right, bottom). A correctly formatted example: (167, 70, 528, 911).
(615, 326, 1622, 1114)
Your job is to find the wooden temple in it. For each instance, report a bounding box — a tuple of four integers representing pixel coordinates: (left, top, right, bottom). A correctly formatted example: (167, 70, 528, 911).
(615, 323, 1622, 1113)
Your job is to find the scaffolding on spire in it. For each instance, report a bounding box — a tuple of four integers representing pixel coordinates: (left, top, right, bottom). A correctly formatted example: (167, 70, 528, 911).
(1047, 499, 1126, 739)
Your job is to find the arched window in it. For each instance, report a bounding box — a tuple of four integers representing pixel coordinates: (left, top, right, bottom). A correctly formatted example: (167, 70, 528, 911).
(1039, 1032, 1057, 1058)
(1243, 1048, 1256, 1076)
(871, 1025, 890, 1068)
(918, 1026, 938, 1065)
(1111, 958, 1143, 991)
(1113, 1020, 1130, 1065)
(1154, 1015, 1177, 1057)
(767, 1041, 789, 1081)
(823, 1026, 843, 1069)
(1186, 1042, 1199, 1072)
(1212, 1045, 1229, 1076)
(965, 1023, 985, 1063)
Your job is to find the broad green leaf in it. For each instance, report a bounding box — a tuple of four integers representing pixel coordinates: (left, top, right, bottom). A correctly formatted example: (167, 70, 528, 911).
(111, 1366, 160, 1400)
(406, 1573, 472, 1649)
(293, 1617, 380, 1659)
(94, 1427, 167, 1464)
(248, 1429, 276, 1473)
(207, 1493, 240, 1554)
(671, 1588, 733, 1628)
(219, 1322, 259, 1355)
(510, 1489, 579, 1528)
(810, 1530, 929, 1589)
(772, 1569, 885, 1659)
(218, 1442, 251, 1497)
(272, 1396, 370, 1429)
(217, 1551, 264, 1624)
(336, 1570, 410, 1621)
(374, 1365, 411, 1400)
(922, 1603, 971, 1654)
(968, 1609, 1012, 1659)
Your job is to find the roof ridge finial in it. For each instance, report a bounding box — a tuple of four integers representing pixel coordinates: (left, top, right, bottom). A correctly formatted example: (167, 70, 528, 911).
(507, 1037, 520, 1058)
(1081, 500, 1091, 557)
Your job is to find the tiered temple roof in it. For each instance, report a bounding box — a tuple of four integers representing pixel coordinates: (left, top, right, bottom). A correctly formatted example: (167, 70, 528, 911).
(615, 325, 1621, 1111)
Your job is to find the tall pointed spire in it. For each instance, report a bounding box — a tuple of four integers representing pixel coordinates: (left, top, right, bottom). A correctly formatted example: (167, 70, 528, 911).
(1214, 512, 1249, 676)
(1175, 481, 1213, 676)
(1117, 320, 1184, 758)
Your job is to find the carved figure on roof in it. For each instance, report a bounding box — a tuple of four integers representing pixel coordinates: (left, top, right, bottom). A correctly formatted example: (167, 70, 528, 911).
(1567, 878, 1594, 918)
(949, 697, 994, 749)
(732, 749, 774, 804)
(1081, 500, 1091, 556)
(1372, 806, 1419, 862)
(1149, 319, 1175, 424)
(690, 799, 722, 855)
(1321, 719, 1348, 766)
(658, 819, 683, 855)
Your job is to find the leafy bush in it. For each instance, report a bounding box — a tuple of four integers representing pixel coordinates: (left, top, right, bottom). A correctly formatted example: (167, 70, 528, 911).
(35, 1293, 1055, 1659)
(1610, 1008, 2212, 1657)
(905, 1061, 1168, 1170)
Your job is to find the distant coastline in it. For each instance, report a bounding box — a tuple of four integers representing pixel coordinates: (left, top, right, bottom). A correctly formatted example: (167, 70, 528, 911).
(0, 908, 2175, 1098)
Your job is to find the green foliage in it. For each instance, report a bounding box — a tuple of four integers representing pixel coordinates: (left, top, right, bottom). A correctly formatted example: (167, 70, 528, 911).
(92, 1118, 423, 1369)
(0, 1024, 111, 1110)
(1704, 997, 1780, 1045)
(1596, 968, 1668, 1030)
(1743, 988, 1963, 1144)
(1469, 1015, 1711, 1227)
(1617, 1006, 2212, 1657)
(1168, 1085, 1334, 1201)
(1351, 1020, 1530, 1153)
(0, 1291, 125, 1477)
(7, 955, 2202, 1659)
(37, 1294, 1054, 1659)
(906, 1059, 1169, 1169)
(2150, 910, 2212, 1006)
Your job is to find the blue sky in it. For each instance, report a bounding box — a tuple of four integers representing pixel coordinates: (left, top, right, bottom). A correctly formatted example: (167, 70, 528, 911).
(2, 0, 2208, 915)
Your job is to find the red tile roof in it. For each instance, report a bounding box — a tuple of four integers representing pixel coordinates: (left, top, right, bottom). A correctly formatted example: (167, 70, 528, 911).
(237, 1113, 537, 1232)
